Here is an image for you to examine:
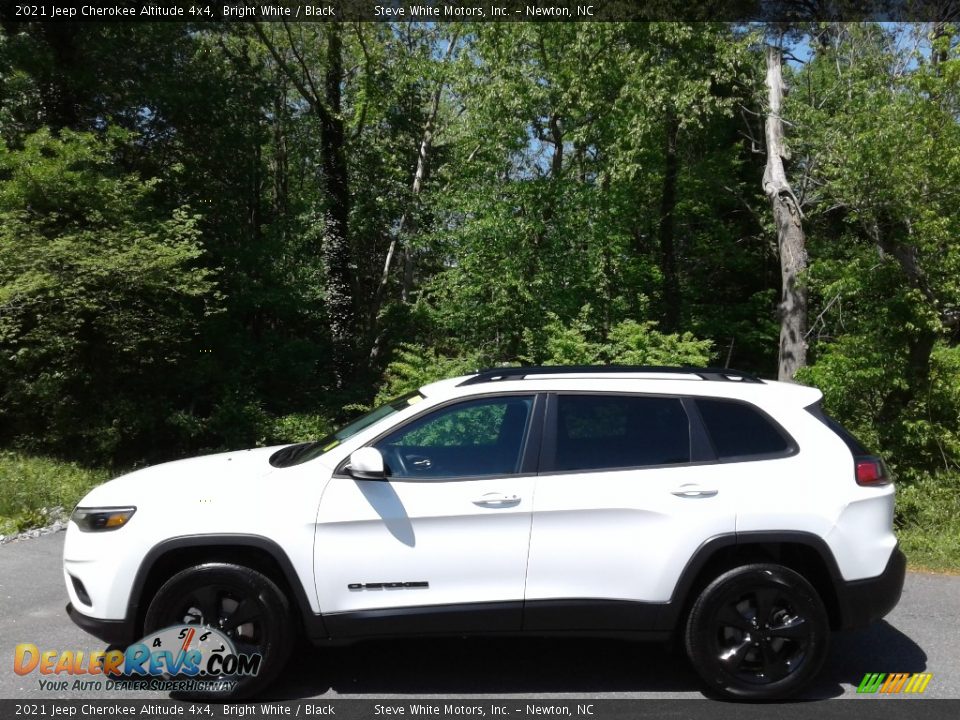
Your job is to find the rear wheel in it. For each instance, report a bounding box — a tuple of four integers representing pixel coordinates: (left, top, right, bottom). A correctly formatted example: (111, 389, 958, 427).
(143, 563, 293, 699)
(684, 564, 829, 700)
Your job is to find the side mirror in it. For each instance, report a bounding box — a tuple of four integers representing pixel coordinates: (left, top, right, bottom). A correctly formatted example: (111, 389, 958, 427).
(348, 447, 386, 480)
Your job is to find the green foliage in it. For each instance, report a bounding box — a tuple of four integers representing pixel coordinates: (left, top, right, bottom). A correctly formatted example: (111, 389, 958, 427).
(264, 414, 335, 445)
(375, 343, 491, 406)
(374, 314, 713, 408)
(524, 310, 714, 367)
(0, 453, 109, 535)
(796, 335, 887, 452)
(416, 23, 761, 366)
(607, 320, 714, 366)
(1, 21, 960, 571)
(896, 471, 960, 572)
(797, 295, 960, 479)
(523, 310, 605, 366)
(790, 25, 960, 477)
(0, 129, 216, 462)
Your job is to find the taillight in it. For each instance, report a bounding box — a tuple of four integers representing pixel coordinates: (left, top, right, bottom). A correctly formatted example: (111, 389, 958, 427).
(855, 456, 890, 486)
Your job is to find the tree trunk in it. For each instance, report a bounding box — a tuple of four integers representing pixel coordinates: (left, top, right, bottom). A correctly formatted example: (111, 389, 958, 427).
(318, 23, 355, 386)
(368, 31, 461, 360)
(272, 82, 289, 223)
(39, 24, 82, 131)
(549, 112, 563, 177)
(366, 115, 431, 361)
(251, 21, 355, 386)
(763, 45, 808, 382)
(659, 108, 680, 332)
(373, 84, 438, 314)
(872, 219, 938, 447)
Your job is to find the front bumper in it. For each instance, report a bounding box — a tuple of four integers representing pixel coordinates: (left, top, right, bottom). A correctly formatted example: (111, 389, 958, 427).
(835, 545, 906, 630)
(66, 603, 138, 647)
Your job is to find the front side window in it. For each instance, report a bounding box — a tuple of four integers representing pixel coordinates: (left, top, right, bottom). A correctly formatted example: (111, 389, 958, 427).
(551, 394, 690, 472)
(374, 395, 534, 479)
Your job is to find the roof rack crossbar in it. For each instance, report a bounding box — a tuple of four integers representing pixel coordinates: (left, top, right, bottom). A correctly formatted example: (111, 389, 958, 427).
(458, 365, 762, 386)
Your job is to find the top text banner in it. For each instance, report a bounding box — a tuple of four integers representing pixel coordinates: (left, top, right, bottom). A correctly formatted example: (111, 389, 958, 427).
(3, 0, 958, 22)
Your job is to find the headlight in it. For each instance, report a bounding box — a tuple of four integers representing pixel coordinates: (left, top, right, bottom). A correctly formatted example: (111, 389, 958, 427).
(71, 506, 137, 532)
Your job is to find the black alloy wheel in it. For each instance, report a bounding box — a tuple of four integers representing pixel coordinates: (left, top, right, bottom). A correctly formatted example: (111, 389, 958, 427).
(144, 563, 294, 699)
(684, 564, 829, 700)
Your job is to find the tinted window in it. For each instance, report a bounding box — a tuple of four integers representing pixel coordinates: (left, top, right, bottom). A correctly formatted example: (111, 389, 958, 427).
(696, 398, 791, 459)
(375, 396, 533, 479)
(552, 395, 690, 472)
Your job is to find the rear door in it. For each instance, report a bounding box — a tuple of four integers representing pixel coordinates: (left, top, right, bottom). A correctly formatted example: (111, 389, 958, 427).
(523, 392, 737, 630)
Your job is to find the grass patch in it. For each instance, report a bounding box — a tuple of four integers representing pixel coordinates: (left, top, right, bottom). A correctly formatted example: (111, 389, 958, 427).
(0, 452, 109, 536)
(896, 471, 960, 573)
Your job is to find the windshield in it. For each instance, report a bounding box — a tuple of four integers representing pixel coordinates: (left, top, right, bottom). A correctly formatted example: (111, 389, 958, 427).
(268, 391, 425, 468)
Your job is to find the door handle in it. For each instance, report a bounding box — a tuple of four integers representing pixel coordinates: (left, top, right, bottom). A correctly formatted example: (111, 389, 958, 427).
(473, 493, 521, 507)
(671, 484, 718, 498)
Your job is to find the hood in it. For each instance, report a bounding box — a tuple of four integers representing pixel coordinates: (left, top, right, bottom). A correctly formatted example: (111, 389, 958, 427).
(78, 446, 286, 508)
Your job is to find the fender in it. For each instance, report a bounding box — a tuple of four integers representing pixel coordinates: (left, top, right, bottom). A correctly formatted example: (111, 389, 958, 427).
(661, 530, 846, 630)
(127, 533, 327, 640)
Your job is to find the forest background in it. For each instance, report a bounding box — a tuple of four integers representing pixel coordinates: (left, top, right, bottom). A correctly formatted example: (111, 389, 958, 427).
(0, 19, 958, 568)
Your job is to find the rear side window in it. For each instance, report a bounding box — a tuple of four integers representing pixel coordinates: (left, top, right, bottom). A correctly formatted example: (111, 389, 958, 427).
(552, 395, 690, 472)
(696, 398, 793, 459)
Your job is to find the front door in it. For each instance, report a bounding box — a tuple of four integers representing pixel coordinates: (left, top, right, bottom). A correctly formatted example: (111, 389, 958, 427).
(314, 394, 541, 635)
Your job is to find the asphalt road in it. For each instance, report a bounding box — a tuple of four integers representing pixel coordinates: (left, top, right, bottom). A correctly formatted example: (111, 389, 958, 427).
(1, 532, 957, 701)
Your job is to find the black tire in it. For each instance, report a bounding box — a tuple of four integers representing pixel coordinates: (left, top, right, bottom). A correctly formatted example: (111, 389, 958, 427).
(684, 563, 829, 700)
(143, 563, 294, 700)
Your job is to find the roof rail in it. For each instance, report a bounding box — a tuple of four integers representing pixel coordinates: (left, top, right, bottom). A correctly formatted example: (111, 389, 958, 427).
(457, 365, 762, 386)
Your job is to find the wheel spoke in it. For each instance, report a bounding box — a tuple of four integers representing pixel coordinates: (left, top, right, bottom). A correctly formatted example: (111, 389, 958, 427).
(769, 616, 808, 641)
(753, 587, 779, 626)
(759, 643, 792, 681)
(221, 597, 262, 632)
(190, 586, 221, 626)
(716, 603, 753, 631)
(718, 639, 753, 671)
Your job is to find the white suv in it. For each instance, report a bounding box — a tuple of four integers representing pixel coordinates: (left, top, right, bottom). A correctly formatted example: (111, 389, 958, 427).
(64, 366, 905, 700)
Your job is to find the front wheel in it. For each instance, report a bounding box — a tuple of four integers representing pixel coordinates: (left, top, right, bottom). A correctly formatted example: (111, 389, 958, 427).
(684, 564, 829, 700)
(143, 563, 294, 699)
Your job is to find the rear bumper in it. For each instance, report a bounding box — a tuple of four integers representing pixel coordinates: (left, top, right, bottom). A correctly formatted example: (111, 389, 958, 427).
(835, 545, 906, 630)
(66, 603, 138, 648)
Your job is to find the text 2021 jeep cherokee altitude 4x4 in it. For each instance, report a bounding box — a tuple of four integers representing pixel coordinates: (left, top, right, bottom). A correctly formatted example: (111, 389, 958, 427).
(64, 366, 905, 700)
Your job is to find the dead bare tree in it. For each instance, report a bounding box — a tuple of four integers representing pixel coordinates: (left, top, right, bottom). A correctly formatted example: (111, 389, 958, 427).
(763, 44, 809, 382)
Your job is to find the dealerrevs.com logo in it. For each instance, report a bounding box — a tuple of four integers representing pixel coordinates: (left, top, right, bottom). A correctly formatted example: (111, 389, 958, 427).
(14, 625, 261, 693)
(857, 672, 933, 695)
